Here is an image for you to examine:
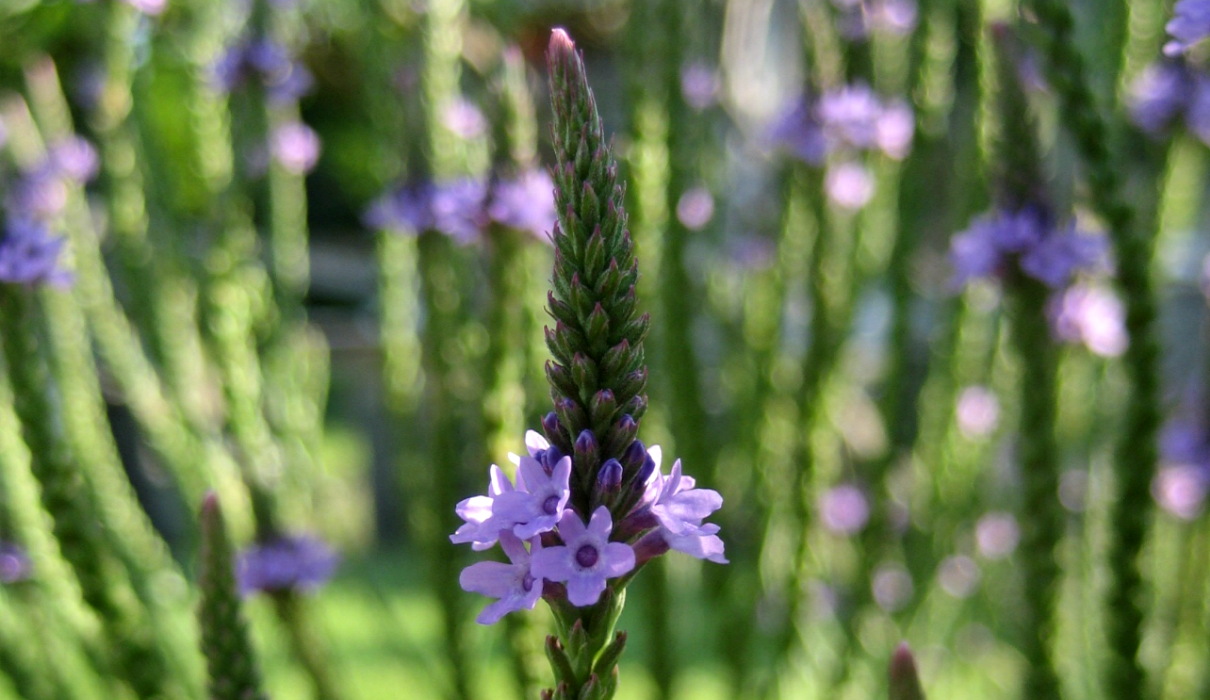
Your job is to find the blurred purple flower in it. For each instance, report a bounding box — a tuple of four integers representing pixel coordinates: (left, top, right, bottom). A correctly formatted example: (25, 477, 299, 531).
(1165, 0, 1210, 56)
(236, 535, 338, 595)
(123, 0, 165, 14)
(1049, 283, 1128, 357)
(270, 122, 321, 175)
(488, 169, 556, 238)
(5, 171, 68, 220)
(875, 100, 914, 159)
(440, 97, 487, 140)
(459, 531, 544, 624)
(937, 555, 980, 598)
(872, 563, 913, 612)
(676, 186, 715, 230)
(819, 484, 870, 535)
(681, 62, 720, 110)
(0, 543, 31, 584)
(48, 137, 99, 183)
(430, 178, 489, 243)
(975, 512, 1019, 559)
(819, 84, 885, 150)
(956, 386, 999, 438)
(0, 218, 72, 288)
(364, 183, 434, 232)
(869, 0, 918, 35)
(1160, 414, 1210, 466)
(825, 161, 875, 210)
(212, 39, 312, 102)
(1153, 465, 1208, 519)
(530, 507, 635, 607)
(769, 97, 827, 165)
(1129, 62, 1194, 134)
(950, 209, 1107, 289)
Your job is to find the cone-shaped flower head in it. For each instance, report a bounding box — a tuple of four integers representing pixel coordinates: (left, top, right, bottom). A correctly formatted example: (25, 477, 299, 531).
(544, 28, 649, 512)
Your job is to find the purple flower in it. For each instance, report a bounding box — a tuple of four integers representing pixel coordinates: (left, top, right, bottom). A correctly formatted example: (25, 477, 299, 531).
(875, 100, 914, 159)
(956, 385, 1000, 438)
(1129, 62, 1194, 134)
(680, 62, 720, 110)
(47, 138, 99, 183)
(451, 464, 520, 550)
(1153, 464, 1208, 519)
(487, 169, 556, 238)
(5, 171, 68, 221)
(769, 98, 827, 165)
(530, 507, 635, 607)
(459, 531, 544, 624)
(675, 186, 714, 230)
(236, 535, 338, 595)
(825, 161, 875, 210)
(818, 84, 885, 151)
(1019, 223, 1108, 287)
(1165, 0, 1210, 56)
(123, 0, 165, 14)
(364, 183, 434, 232)
(490, 453, 572, 540)
(649, 458, 727, 563)
(949, 209, 1107, 289)
(0, 218, 72, 287)
(212, 39, 312, 102)
(869, 0, 918, 35)
(430, 178, 489, 243)
(440, 98, 487, 140)
(0, 543, 32, 584)
(1161, 414, 1210, 466)
(819, 484, 870, 535)
(1049, 283, 1127, 356)
(975, 512, 1019, 559)
(270, 122, 321, 175)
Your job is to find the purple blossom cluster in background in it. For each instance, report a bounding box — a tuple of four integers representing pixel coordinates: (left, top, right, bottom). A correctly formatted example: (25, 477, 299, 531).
(830, 0, 918, 40)
(366, 168, 556, 243)
(1048, 283, 1127, 357)
(235, 534, 339, 596)
(0, 136, 97, 287)
(211, 38, 313, 103)
(948, 207, 1108, 289)
(1127, 61, 1210, 142)
(770, 82, 914, 210)
(452, 430, 725, 624)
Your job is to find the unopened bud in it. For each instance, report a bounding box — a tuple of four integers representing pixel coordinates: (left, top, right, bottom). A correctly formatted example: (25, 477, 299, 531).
(620, 439, 646, 472)
(597, 459, 623, 491)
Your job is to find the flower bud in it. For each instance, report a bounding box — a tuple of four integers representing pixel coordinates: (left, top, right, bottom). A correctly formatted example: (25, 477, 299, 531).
(574, 429, 599, 468)
(542, 411, 562, 440)
(596, 459, 623, 491)
(620, 439, 646, 473)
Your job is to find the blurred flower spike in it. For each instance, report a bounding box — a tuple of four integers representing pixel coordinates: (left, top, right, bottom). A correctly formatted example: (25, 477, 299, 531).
(236, 535, 339, 596)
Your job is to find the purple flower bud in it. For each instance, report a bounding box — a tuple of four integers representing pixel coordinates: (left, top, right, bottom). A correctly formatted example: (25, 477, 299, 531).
(574, 429, 598, 461)
(597, 459, 623, 491)
(542, 444, 566, 475)
(542, 411, 562, 441)
(621, 439, 647, 472)
(634, 453, 656, 490)
(616, 413, 637, 435)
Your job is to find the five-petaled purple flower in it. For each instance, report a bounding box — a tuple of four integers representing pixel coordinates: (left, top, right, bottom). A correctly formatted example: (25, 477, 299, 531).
(451, 464, 520, 550)
(530, 507, 636, 607)
(459, 531, 544, 624)
(236, 535, 339, 596)
(487, 452, 572, 540)
(647, 457, 728, 563)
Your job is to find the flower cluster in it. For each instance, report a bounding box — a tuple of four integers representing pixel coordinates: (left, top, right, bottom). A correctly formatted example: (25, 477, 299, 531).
(948, 207, 1108, 289)
(235, 535, 338, 596)
(1164, 0, 1210, 57)
(452, 430, 725, 624)
(211, 38, 313, 103)
(1129, 1, 1210, 141)
(0, 137, 96, 287)
(365, 168, 556, 242)
(770, 82, 913, 209)
(831, 0, 918, 41)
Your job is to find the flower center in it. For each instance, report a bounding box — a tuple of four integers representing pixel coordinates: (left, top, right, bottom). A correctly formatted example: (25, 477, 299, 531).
(521, 573, 535, 592)
(575, 544, 599, 569)
(542, 495, 560, 515)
